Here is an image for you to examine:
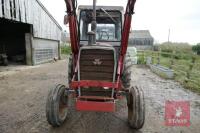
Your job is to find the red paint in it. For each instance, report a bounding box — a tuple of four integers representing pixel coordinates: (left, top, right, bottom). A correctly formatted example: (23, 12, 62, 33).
(70, 80, 121, 89)
(65, 0, 137, 112)
(76, 99, 115, 112)
(118, 0, 136, 76)
(66, 0, 79, 55)
(78, 96, 114, 101)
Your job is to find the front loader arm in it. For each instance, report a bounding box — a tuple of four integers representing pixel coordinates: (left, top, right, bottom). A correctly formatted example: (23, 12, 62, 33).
(117, 0, 136, 80)
(64, 0, 80, 77)
(121, 0, 136, 56)
(64, 0, 79, 56)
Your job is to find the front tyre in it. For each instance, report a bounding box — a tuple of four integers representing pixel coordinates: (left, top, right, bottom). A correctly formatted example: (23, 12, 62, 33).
(46, 84, 69, 127)
(127, 86, 145, 129)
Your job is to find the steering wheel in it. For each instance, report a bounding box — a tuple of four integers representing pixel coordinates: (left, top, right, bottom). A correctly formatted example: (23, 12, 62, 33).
(99, 31, 109, 40)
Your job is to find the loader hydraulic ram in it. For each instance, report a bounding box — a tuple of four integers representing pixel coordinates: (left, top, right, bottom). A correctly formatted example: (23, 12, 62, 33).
(46, 0, 145, 129)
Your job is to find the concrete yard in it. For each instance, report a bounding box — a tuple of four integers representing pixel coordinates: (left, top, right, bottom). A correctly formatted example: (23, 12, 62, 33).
(0, 60, 200, 133)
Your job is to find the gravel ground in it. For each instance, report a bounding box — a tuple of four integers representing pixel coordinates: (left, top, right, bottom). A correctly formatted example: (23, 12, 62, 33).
(0, 60, 200, 133)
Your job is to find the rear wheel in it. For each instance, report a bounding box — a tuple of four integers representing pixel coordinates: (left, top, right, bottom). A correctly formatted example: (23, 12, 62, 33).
(127, 86, 145, 129)
(122, 57, 134, 88)
(46, 84, 69, 127)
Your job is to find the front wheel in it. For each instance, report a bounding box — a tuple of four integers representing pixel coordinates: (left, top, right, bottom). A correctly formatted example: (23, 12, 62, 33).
(127, 86, 145, 129)
(46, 84, 69, 127)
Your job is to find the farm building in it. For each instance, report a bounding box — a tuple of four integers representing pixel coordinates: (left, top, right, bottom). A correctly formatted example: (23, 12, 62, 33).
(129, 30, 154, 50)
(0, 0, 62, 65)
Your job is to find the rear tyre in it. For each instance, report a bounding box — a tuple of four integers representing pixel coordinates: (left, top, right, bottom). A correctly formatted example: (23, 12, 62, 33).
(127, 86, 145, 129)
(46, 84, 69, 127)
(122, 57, 134, 88)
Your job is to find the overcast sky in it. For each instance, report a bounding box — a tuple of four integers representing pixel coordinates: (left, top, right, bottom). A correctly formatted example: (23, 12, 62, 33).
(40, 0, 200, 44)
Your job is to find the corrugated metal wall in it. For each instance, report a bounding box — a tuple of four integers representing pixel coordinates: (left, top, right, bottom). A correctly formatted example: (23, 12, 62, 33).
(0, 0, 61, 41)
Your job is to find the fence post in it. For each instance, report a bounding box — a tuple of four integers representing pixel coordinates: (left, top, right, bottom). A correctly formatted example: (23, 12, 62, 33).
(157, 49, 161, 65)
(152, 51, 154, 64)
(186, 56, 196, 80)
(143, 51, 145, 64)
(170, 51, 175, 69)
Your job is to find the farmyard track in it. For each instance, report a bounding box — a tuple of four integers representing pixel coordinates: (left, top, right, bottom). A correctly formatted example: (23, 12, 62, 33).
(0, 60, 200, 133)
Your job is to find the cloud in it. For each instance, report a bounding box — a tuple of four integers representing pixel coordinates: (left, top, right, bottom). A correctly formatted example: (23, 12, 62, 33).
(40, 0, 200, 44)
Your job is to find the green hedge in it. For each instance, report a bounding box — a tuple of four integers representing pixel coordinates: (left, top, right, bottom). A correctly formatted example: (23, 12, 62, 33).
(61, 45, 71, 55)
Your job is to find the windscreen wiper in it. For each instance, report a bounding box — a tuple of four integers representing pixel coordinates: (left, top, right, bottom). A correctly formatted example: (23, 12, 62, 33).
(100, 8, 117, 23)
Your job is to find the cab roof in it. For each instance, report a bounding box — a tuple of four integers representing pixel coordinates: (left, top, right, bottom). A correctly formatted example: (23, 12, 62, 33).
(78, 5, 124, 12)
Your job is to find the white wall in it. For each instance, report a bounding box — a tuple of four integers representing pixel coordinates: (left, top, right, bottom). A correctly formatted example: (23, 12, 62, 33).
(33, 38, 59, 65)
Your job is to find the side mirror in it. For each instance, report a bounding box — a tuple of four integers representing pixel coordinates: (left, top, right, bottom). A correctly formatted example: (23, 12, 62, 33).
(64, 15, 69, 25)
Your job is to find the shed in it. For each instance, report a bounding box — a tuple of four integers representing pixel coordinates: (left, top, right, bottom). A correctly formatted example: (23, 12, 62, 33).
(0, 0, 62, 65)
(129, 30, 154, 50)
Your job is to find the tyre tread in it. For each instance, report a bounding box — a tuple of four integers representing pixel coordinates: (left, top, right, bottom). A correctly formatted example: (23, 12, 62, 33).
(46, 84, 68, 127)
(128, 86, 145, 129)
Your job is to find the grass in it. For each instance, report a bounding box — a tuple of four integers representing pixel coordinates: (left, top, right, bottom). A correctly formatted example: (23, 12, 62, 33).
(137, 47, 200, 93)
(60, 42, 200, 93)
(61, 44, 71, 55)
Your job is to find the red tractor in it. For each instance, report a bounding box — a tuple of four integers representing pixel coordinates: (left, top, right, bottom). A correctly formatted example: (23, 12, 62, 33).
(46, 0, 145, 129)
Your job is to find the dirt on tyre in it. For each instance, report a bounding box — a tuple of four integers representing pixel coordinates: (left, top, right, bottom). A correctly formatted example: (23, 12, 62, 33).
(127, 86, 145, 129)
(46, 84, 69, 127)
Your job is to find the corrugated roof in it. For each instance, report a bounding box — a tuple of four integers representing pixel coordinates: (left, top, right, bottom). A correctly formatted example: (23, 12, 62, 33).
(78, 5, 124, 12)
(36, 0, 62, 30)
(129, 30, 153, 39)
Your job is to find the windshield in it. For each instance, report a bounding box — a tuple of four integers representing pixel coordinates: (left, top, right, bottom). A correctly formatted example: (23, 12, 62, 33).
(79, 10, 122, 42)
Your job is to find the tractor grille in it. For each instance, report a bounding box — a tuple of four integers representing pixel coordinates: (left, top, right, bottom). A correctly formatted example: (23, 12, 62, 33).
(79, 49, 115, 82)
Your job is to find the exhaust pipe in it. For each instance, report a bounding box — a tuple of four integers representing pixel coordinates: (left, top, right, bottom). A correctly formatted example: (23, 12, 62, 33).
(88, 0, 97, 45)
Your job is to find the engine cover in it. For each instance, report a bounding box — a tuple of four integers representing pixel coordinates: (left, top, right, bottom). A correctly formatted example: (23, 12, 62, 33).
(78, 45, 117, 97)
(79, 46, 116, 82)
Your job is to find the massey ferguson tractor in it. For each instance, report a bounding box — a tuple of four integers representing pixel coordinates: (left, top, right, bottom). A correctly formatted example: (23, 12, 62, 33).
(46, 0, 145, 129)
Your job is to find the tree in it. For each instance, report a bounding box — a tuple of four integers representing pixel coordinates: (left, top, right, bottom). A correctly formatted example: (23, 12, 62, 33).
(192, 43, 200, 55)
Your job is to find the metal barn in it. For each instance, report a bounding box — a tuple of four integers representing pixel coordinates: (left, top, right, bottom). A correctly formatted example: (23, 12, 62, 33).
(0, 0, 62, 65)
(129, 30, 154, 50)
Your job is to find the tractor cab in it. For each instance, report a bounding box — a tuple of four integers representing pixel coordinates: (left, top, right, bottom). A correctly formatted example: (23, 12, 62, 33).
(78, 6, 124, 46)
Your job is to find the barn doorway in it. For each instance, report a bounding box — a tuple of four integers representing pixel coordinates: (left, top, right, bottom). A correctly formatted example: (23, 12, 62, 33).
(0, 18, 32, 66)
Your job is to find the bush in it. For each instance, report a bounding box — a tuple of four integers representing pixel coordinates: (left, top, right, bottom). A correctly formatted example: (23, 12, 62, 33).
(161, 49, 173, 53)
(159, 42, 193, 59)
(161, 49, 172, 58)
(138, 55, 146, 64)
(61, 45, 71, 55)
(192, 43, 200, 55)
(159, 42, 192, 53)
